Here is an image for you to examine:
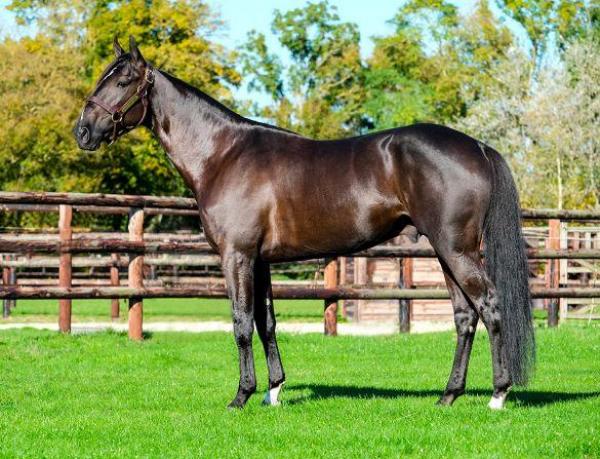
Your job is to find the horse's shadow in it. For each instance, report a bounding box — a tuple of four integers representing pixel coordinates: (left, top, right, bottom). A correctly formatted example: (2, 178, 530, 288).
(285, 383, 600, 407)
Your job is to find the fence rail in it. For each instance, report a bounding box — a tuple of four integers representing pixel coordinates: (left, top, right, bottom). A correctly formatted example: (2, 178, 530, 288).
(1, 286, 599, 300)
(1, 191, 599, 336)
(1, 237, 599, 259)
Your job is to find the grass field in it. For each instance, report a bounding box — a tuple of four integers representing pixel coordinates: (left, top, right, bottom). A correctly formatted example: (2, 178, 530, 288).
(0, 325, 598, 457)
(4, 298, 325, 323)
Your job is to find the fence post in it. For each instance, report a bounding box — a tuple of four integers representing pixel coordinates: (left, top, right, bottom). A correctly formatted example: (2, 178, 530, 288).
(8, 264, 16, 312)
(58, 204, 73, 333)
(339, 257, 347, 318)
(399, 257, 413, 333)
(324, 258, 338, 336)
(559, 221, 568, 322)
(2, 257, 10, 319)
(546, 219, 560, 327)
(128, 208, 144, 340)
(355, 257, 368, 322)
(110, 253, 120, 320)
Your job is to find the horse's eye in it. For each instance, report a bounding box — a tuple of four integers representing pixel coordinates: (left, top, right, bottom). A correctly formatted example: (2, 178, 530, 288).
(117, 80, 131, 88)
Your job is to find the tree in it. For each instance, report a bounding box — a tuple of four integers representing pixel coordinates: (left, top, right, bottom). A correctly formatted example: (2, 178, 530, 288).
(526, 38, 600, 209)
(242, 0, 367, 139)
(456, 38, 600, 209)
(364, 0, 513, 128)
(494, 0, 595, 70)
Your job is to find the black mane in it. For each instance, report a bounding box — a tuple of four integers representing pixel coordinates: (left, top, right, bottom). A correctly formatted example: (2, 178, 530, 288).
(158, 69, 299, 136)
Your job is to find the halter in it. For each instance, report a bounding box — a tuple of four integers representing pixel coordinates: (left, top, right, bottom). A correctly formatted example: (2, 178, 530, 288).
(87, 66, 155, 144)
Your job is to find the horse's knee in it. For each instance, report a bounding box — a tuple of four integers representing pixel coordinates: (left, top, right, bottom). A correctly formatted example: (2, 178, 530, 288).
(233, 314, 254, 347)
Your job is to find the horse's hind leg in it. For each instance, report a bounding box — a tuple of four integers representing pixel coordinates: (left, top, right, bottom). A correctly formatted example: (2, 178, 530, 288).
(437, 266, 479, 406)
(253, 261, 285, 405)
(435, 248, 511, 409)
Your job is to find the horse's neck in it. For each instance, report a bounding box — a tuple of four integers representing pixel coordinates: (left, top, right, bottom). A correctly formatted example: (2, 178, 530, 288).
(148, 71, 242, 193)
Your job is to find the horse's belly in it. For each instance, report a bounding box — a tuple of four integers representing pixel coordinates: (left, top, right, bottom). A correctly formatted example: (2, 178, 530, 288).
(260, 199, 405, 262)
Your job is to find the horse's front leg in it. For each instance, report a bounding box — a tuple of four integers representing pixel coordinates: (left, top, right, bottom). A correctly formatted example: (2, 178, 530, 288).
(222, 249, 257, 409)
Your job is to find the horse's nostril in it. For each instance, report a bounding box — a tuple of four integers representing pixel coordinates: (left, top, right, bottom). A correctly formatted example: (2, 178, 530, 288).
(79, 126, 90, 143)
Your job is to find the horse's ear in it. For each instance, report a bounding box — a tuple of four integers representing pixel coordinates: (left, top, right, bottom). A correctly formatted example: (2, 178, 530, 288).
(113, 35, 124, 58)
(129, 35, 146, 66)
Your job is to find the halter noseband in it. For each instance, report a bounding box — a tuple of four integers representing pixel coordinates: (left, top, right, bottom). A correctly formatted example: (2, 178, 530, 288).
(87, 66, 155, 144)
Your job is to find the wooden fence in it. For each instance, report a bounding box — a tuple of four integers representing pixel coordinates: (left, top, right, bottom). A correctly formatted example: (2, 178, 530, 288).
(1, 191, 599, 337)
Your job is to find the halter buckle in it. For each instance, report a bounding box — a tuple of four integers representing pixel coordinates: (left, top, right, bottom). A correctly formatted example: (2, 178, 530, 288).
(144, 68, 155, 85)
(111, 111, 123, 123)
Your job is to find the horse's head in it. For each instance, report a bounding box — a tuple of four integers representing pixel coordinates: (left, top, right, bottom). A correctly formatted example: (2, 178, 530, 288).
(74, 35, 154, 150)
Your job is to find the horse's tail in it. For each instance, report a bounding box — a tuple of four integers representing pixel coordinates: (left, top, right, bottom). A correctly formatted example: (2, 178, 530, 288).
(483, 146, 535, 386)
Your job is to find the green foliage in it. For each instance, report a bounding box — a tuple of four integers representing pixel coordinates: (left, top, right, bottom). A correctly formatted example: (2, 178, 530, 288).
(242, 31, 284, 100)
(243, 0, 367, 138)
(494, 0, 594, 67)
(366, 0, 513, 126)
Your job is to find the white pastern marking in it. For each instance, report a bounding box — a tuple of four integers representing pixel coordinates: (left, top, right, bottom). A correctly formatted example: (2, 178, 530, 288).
(488, 394, 507, 410)
(263, 382, 284, 406)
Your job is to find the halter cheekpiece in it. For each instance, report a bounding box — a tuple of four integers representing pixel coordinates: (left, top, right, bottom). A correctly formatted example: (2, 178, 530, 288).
(87, 66, 155, 144)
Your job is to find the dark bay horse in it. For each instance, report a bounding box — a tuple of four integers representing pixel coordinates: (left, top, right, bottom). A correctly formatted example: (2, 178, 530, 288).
(75, 36, 535, 409)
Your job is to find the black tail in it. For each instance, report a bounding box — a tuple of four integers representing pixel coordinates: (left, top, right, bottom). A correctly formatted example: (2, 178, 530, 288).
(483, 147, 535, 386)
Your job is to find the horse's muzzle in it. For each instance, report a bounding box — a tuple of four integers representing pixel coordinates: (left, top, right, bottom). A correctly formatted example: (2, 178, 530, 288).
(74, 124, 100, 151)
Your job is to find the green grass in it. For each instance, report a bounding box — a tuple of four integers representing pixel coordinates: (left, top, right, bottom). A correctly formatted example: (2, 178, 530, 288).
(0, 326, 598, 457)
(4, 298, 325, 323)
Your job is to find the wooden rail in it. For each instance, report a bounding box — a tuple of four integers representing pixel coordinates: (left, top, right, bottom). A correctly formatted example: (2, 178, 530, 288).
(0, 286, 598, 300)
(0, 238, 214, 254)
(0, 255, 220, 268)
(1, 190, 599, 335)
(0, 191, 196, 209)
(0, 237, 598, 259)
(0, 203, 197, 216)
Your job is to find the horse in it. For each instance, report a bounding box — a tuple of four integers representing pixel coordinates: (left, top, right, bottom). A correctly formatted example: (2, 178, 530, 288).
(75, 36, 535, 410)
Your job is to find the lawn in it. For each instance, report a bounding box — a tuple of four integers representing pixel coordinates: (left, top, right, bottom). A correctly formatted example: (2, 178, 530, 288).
(0, 326, 598, 457)
(4, 298, 325, 323)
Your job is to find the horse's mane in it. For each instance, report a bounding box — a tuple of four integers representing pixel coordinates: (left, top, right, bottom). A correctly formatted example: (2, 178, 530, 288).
(158, 69, 300, 137)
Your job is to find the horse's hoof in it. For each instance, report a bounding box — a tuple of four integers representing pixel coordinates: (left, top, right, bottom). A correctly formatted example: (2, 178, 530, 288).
(227, 399, 245, 410)
(436, 389, 463, 406)
(488, 394, 507, 410)
(227, 394, 251, 410)
(262, 382, 285, 406)
(436, 397, 453, 407)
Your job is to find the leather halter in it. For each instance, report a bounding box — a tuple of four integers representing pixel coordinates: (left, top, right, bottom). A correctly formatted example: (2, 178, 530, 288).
(87, 66, 154, 144)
